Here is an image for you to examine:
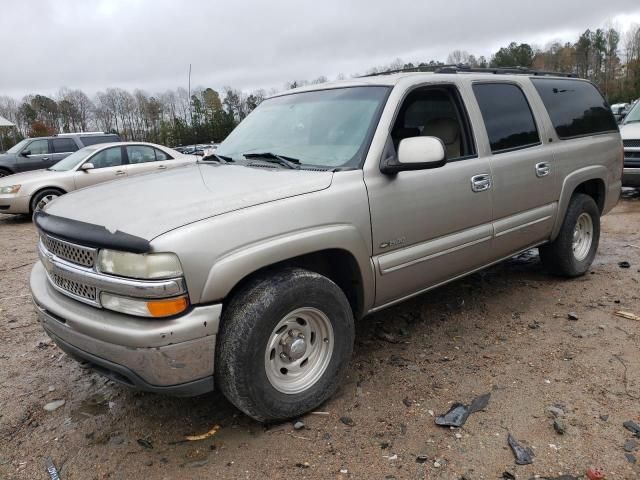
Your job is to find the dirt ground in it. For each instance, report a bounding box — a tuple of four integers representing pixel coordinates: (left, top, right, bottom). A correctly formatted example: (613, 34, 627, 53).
(1, 192, 640, 480)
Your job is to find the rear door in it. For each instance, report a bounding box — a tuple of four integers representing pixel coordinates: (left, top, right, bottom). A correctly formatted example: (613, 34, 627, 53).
(50, 138, 79, 167)
(16, 139, 52, 172)
(73, 146, 127, 189)
(123, 145, 161, 176)
(471, 81, 558, 259)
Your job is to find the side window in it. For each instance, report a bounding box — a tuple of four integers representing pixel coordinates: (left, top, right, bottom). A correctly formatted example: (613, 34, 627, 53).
(473, 83, 540, 154)
(126, 145, 157, 164)
(26, 139, 50, 155)
(391, 86, 475, 160)
(52, 138, 78, 153)
(80, 135, 118, 146)
(530, 78, 618, 139)
(89, 147, 123, 169)
(154, 148, 173, 161)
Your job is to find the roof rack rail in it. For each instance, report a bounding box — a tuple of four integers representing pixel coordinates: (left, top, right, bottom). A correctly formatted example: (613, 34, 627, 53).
(54, 131, 112, 137)
(361, 64, 578, 78)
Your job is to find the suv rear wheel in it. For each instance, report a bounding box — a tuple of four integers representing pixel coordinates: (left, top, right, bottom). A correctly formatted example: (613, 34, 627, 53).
(215, 267, 354, 422)
(539, 193, 600, 277)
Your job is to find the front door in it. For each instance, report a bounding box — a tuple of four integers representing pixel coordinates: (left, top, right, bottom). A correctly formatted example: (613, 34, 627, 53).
(74, 146, 127, 189)
(365, 84, 494, 307)
(16, 139, 51, 172)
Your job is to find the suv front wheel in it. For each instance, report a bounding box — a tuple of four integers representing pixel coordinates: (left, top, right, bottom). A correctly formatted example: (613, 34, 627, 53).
(215, 267, 355, 422)
(540, 193, 600, 277)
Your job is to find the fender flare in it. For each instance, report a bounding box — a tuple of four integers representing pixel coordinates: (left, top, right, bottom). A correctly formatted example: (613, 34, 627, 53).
(200, 224, 375, 311)
(551, 165, 607, 240)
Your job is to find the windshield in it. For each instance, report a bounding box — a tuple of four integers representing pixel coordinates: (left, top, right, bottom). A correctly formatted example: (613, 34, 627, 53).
(49, 146, 99, 171)
(624, 101, 640, 124)
(6, 139, 30, 154)
(216, 86, 390, 168)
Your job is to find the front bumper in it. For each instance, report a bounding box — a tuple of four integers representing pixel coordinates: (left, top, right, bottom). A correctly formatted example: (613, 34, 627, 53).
(623, 167, 640, 188)
(0, 194, 30, 214)
(30, 261, 221, 396)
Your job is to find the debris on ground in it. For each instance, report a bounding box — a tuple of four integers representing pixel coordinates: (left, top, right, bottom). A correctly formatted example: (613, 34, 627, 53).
(586, 467, 605, 479)
(618, 261, 631, 268)
(415, 454, 428, 463)
(547, 406, 565, 418)
(434, 392, 491, 427)
(625, 453, 637, 464)
(614, 310, 640, 321)
(340, 416, 355, 426)
(624, 438, 638, 452)
(375, 328, 399, 343)
(295, 462, 310, 468)
(507, 434, 534, 465)
(567, 312, 579, 321)
(623, 420, 640, 437)
(137, 438, 153, 449)
(45, 458, 61, 480)
(553, 418, 567, 434)
(185, 424, 221, 441)
(539, 476, 580, 480)
(502, 472, 516, 479)
(43, 400, 65, 412)
(293, 420, 305, 430)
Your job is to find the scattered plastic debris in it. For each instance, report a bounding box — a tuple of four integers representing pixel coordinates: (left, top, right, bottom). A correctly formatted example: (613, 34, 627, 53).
(618, 261, 631, 268)
(507, 434, 534, 465)
(137, 438, 153, 449)
(45, 458, 60, 480)
(502, 472, 516, 480)
(293, 420, 305, 430)
(340, 416, 355, 426)
(43, 400, 65, 412)
(586, 467, 605, 480)
(553, 418, 567, 434)
(625, 453, 637, 464)
(624, 420, 640, 437)
(567, 312, 579, 321)
(614, 310, 640, 321)
(185, 425, 221, 441)
(434, 393, 491, 427)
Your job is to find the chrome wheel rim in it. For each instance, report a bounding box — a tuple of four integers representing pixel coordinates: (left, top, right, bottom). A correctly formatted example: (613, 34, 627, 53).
(572, 212, 593, 261)
(36, 194, 58, 211)
(265, 307, 334, 394)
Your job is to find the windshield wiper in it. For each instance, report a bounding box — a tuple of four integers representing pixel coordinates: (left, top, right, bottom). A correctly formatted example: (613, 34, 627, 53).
(201, 153, 234, 163)
(243, 152, 301, 169)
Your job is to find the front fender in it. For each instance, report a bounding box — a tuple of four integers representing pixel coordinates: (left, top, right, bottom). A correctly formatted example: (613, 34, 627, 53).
(200, 224, 374, 311)
(550, 165, 609, 241)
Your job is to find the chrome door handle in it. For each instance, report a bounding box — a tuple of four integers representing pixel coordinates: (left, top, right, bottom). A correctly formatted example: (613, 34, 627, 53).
(115, 170, 126, 176)
(157, 165, 167, 170)
(42, 157, 50, 161)
(471, 174, 492, 192)
(535, 162, 551, 177)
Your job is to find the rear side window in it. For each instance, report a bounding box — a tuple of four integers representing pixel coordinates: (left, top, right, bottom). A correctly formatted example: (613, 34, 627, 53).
(472, 83, 540, 154)
(531, 78, 618, 139)
(126, 145, 156, 164)
(80, 135, 119, 146)
(52, 138, 78, 153)
(154, 148, 173, 161)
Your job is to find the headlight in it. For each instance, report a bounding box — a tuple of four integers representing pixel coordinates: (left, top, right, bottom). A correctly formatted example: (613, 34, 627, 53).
(0, 185, 21, 194)
(97, 250, 183, 279)
(101, 292, 189, 318)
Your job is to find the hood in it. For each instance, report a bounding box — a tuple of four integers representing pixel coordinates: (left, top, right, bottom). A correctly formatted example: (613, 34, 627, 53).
(621, 122, 640, 140)
(45, 163, 333, 240)
(0, 168, 67, 187)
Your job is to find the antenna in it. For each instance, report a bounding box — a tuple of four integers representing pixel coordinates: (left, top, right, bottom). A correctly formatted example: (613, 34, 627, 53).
(188, 63, 192, 126)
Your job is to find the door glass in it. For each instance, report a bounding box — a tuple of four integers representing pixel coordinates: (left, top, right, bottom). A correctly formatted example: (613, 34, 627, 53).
(52, 138, 78, 153)
(126, 146, 156, 164)
(472, 83, 540, 154)
(26, 139, 49, 155)
(154, 148, 172, 161)
(89, 147, 124, 169)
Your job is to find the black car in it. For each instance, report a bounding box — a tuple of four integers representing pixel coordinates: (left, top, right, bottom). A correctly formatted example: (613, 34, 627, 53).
(0, 132, 121, 177)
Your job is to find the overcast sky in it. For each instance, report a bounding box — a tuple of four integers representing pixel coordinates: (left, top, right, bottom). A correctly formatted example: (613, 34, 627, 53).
(2, 0, 640, 98)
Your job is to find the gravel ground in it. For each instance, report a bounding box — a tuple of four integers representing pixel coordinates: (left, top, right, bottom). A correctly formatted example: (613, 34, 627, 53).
(1, 191, 639, 480)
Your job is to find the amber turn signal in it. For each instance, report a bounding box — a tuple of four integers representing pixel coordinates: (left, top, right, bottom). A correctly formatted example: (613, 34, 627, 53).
(146, 296, 189, 317)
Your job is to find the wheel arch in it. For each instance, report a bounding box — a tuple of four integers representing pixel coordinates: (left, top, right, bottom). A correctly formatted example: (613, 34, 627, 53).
(551, 166, 607, 241)
(29, 186, 67, 213)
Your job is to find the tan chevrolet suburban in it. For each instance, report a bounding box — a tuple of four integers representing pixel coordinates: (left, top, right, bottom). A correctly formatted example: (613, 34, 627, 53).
(30, 67, 623, 422)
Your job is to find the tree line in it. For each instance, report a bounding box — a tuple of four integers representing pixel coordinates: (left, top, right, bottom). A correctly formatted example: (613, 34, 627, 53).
(1, 22, 639, 151)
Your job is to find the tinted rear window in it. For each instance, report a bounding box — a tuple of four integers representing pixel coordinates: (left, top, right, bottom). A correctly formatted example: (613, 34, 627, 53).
(472, 83, 540, 153)
(80, 135, 120, 146)
(531, 78, 618, 139)
(52, 138, 78, 153)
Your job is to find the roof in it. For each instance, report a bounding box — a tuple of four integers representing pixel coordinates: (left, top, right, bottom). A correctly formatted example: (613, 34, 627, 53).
(0, 115, 15, 127)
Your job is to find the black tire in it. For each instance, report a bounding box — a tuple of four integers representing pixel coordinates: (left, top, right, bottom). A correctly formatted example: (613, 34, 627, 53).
(539, 193, 600, 277)
(0, 168, 12, 178)
(30, 188, 63, 214)
(215, 267, 355, 422)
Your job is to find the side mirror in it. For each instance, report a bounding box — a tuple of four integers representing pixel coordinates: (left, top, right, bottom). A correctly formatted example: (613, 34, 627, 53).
(80, 163, 95, 171)
(381, 136, 446, 174)
(21, 150, 31, 157)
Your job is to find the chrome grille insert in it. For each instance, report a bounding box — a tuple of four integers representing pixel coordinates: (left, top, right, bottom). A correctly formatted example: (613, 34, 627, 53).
(40, 234, 96, 268)
(50, 272, 97, 302)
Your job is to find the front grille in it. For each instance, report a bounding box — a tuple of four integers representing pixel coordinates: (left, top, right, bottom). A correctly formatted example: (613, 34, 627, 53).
(40, 234, 96, 268)
(623, 139, 640, 148)
(50, 272, 97, 302)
